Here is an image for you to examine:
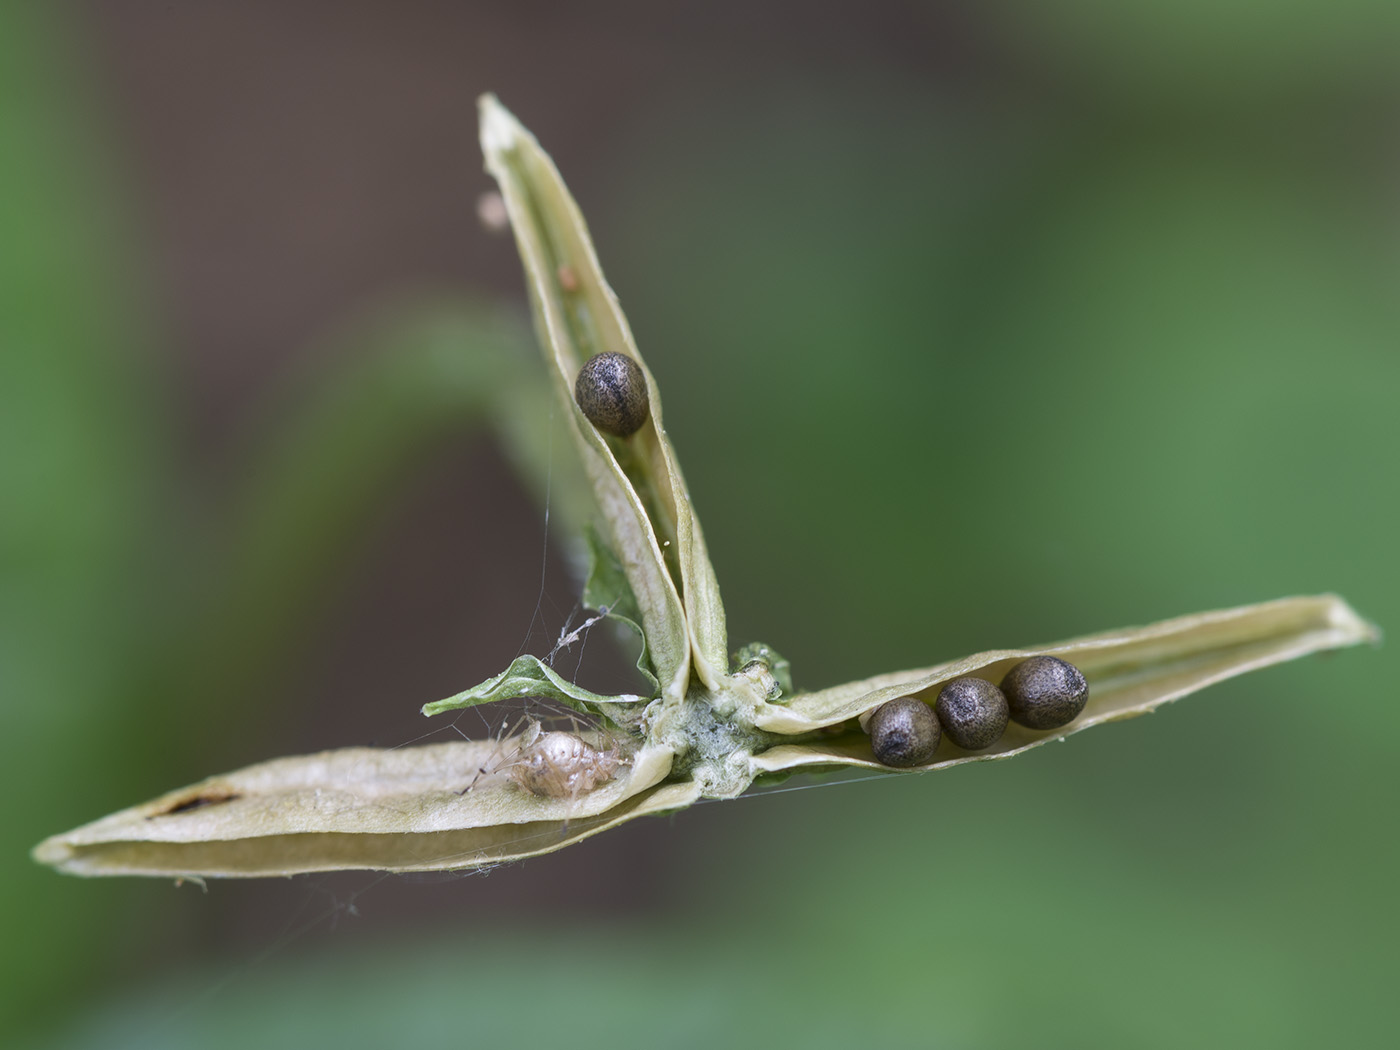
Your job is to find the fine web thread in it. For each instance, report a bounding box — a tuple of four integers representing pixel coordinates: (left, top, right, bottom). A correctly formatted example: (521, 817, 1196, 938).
(513, 402, 555, 662)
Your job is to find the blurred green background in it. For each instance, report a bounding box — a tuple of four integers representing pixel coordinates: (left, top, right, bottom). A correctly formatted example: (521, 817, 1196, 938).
(5, 3, 1397, 1047)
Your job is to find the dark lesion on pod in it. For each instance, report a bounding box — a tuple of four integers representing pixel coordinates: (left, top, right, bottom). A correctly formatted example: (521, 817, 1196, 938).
(934, 676, 1009, 750)
(149, 787, 241, 818)
(1000, 655, 1089, 730)
(866, 696, 941, 767)
(574, 351, 650, 437)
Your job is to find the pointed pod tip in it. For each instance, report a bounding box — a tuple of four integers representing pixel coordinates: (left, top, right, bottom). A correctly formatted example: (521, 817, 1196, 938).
(421, 696, 461, 718)
(1319, 593, 1381, 646)
(478, 93, 527, 156)
(31, 835, 73, 870)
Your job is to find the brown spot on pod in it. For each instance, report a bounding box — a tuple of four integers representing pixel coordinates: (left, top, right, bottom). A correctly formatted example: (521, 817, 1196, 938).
(150, 787, 241, 818)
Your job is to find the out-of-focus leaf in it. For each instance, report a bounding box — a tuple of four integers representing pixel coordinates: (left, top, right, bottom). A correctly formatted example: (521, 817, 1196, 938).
(0, 1, 167, 1036)
(188, 303, 547, 718)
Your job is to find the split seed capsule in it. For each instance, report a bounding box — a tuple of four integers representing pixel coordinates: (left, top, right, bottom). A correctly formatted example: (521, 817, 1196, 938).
(574, 352, 650, 437)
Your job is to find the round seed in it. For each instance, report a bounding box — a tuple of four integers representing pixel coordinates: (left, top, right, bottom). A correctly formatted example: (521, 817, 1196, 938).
(574, 352, 649, 437)
(1000, 655, 1089, 730)
(867, 697, 941, 767)
(934, 676, 1008, 750)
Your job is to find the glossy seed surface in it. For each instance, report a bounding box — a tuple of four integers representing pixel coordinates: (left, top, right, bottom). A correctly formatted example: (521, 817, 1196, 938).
(574, 351, 650, 437)
(934, 676, 1009, 750)
(867, 697, 941, 767)
(1001, 655, 1089, 730)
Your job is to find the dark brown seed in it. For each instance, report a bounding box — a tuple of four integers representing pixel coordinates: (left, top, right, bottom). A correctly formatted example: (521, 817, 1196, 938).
(867, 697, 941, 767)
(1000, 655, 1089, 730)
(934, 677, 1009, 750)
(574, 352, 649, 437)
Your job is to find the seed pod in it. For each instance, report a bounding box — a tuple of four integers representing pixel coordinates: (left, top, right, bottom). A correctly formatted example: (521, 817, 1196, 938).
(574, 352, 650, 437)
(867, 697, 941, 767)
(1001, 655, 1089, 730)
(934, 676, 1008, 750)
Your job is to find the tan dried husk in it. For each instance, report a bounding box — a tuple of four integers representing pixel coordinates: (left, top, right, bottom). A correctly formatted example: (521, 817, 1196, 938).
(480, 96, 727, 697)
(31, 98, 1378, 880)
(33, 742, 691, 878)
(750, 594, 1378, 774)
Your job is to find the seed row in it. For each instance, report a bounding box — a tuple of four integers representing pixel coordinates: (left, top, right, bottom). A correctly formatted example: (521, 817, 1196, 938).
(865, 655, 1089, 768)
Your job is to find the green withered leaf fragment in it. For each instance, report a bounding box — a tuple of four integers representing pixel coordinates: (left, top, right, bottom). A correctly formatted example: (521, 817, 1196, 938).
(423, 527, 657, 722)
(32, 98, 1378, 880)
(421, 654, 648, 720)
